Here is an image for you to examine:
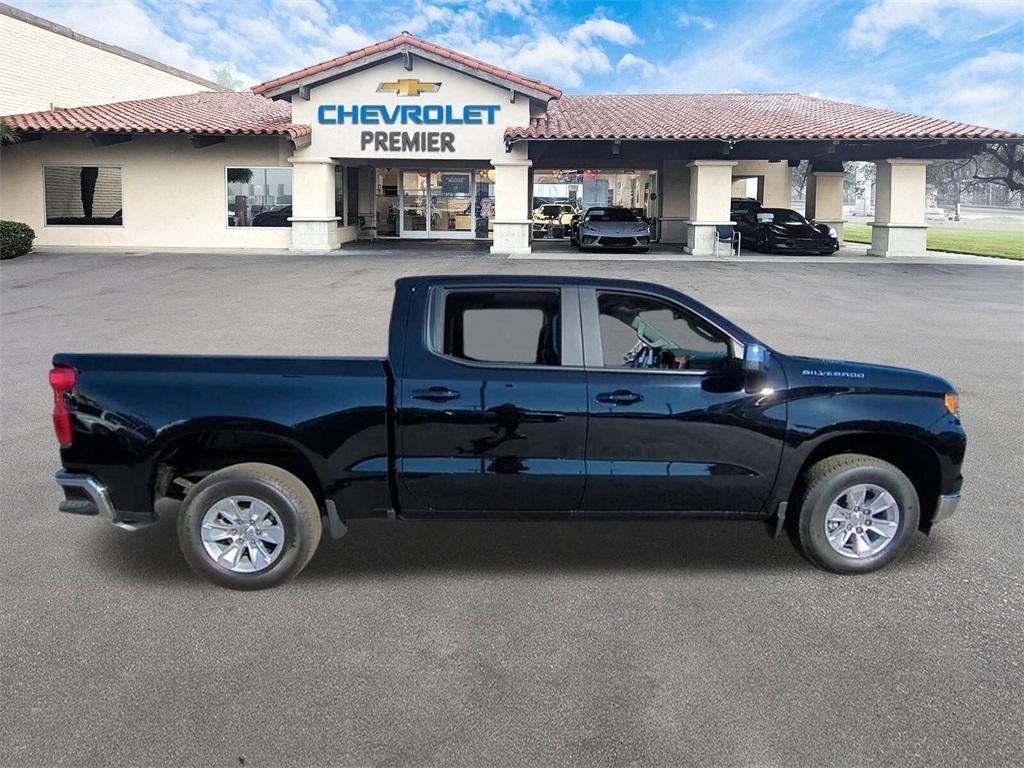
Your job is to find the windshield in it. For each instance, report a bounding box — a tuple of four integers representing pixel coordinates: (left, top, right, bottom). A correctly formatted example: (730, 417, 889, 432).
(755, 209, 809, 225)
(540, 205, 562, 217)
(585, 208, 639, 222)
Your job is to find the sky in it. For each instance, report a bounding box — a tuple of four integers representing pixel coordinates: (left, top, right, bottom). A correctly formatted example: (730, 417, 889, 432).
(16, 0, 1024, 130)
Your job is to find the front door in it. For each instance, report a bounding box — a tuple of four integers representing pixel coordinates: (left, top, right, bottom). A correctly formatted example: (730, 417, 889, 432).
(399, 170, 475, 239)
(580, 287, 787, 514)
(397, 283, 588, 514)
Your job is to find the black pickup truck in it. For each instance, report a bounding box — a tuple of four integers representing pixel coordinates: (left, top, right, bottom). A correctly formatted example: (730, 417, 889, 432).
(51, 275, 965, 589)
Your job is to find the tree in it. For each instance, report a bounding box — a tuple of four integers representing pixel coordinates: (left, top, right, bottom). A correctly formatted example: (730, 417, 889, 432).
(791, 161, 808, 199)
(970, 143, 1023, 194)
(928, 142, 1024, 211)
(210, 62, 244, 91)
(227, 168, 253, 184)
(0, 117, 19, 144)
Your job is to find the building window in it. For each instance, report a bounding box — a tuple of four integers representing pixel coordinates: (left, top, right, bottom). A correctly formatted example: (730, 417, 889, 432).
(226, 167, 292, 227)
(44, 166, 123, 226)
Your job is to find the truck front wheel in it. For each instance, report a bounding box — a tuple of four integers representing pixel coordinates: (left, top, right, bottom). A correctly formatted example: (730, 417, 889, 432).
(177, 463, 322, 590)
(792, 454, 920, 574)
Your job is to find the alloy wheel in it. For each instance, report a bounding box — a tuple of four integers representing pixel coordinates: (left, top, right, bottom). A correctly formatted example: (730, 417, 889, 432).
(824, 483, 901, 559)
(200, 495, 286, 573)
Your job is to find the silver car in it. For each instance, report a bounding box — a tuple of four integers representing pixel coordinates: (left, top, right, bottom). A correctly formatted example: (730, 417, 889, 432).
(572, 206, 651, 252)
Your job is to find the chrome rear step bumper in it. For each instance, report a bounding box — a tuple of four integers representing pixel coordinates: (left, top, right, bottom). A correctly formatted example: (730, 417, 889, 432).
(55, 471, 156, 531)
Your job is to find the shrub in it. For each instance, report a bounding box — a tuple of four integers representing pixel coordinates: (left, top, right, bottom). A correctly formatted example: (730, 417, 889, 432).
(0, 220, 35, 260)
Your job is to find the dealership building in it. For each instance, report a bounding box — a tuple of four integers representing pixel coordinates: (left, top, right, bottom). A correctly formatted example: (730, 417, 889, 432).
(2, 22, 1021, 257)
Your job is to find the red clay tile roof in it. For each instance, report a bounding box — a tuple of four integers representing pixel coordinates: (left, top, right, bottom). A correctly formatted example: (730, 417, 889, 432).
(505, 93, 1024, 141)
(1, 92, 311, 141)
(251, 32, 562, 99)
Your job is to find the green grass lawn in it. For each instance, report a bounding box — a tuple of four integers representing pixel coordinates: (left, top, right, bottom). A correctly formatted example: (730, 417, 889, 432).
(843, 222, 1024, 260)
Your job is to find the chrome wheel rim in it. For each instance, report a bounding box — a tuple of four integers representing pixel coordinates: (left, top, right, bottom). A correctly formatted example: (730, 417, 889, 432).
(825, 483, 900, 559)
(200, 495, 286, 573)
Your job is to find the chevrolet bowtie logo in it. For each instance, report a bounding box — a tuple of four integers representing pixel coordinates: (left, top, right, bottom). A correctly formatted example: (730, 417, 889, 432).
(377, 78, 441, 97)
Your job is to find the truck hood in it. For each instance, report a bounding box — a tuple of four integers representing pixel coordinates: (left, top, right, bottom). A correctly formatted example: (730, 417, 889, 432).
(779, 355, 955, 394)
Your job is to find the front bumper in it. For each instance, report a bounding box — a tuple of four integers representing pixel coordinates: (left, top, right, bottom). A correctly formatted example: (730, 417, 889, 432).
(56, 470, 155, 531)
(931, 492, 961, 525)
(766, 236, 838, 253)
(581, 234, 650, 249)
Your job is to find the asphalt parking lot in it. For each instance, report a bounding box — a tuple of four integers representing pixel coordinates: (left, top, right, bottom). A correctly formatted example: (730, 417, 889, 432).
(1, 248, 1022, 767)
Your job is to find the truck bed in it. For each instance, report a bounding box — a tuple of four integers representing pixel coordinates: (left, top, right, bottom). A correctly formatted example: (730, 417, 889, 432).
(54, 353, 393, 518)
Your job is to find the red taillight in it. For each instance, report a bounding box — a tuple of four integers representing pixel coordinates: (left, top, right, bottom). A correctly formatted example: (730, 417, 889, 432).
(49, 366, 76, 447)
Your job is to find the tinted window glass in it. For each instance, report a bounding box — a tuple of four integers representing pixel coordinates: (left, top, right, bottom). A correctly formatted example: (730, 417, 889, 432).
(756, 208, 808, 225)
(44, 166, 122, 225)
(598, 292, 731, 370)
(585, 208, 639, 222)
(227, 167, 293, 227)
(443, 291, 561, 366)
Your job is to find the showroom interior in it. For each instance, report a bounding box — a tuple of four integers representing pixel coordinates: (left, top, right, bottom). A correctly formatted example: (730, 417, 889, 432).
(2, 32, 1020, 257)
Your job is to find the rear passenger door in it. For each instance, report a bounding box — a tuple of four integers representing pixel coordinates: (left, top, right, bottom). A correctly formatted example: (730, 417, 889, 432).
(397, 283, 588, 514)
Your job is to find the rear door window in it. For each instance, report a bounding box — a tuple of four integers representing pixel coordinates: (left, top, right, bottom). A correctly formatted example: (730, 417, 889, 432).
(442, 290, 562, 366)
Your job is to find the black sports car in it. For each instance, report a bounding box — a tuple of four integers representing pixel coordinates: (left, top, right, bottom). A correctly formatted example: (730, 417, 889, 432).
(252, 204, 293, 227)
(730, 196, 761, 219)
(734, 207, 840, 254)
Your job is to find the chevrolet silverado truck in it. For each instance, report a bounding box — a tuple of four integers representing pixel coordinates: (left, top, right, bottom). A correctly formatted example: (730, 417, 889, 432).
(50, 275, 965, 589)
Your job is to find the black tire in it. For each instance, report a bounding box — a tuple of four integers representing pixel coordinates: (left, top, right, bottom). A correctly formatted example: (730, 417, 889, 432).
(791, 453, 919, 574)
(177, 462, 322, 590)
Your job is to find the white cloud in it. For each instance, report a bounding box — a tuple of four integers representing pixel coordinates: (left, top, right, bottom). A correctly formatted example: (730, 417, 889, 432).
(329, 23, 373, 51)
(568, 17, 640, 46)
(653, 0, 820, 92)
(487, 0, 534, 17)
(920, 49, 1024, 130)
(432, 13, 640, 88)
(848, 0, 1024, 49)
(616, 53, 656, 78)
(677, 11, 716, 30)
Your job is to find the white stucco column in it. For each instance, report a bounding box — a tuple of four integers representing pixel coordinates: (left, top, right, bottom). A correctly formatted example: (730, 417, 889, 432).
(762, 162, 792, 208)
(805, 170, 846, 243)
(490, 147, 532, 255)
(288, 156, 340, 251)
(660, 158, 690, 244)
(729, 160, 791, 208)
(684, 159, 736, 255)
(868, 159, 929, 258)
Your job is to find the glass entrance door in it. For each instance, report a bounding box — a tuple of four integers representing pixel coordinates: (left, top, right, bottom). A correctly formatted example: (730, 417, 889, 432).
(399, 170, 476, 239)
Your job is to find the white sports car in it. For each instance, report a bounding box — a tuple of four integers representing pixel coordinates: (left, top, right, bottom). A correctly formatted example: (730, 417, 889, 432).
(571, 206, 651, 252)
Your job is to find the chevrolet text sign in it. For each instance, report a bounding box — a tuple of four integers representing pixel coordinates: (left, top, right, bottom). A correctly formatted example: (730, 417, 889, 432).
(316, 104, 501, 124)
(293, 66, 527, 160)
(317, 78, 502, 153)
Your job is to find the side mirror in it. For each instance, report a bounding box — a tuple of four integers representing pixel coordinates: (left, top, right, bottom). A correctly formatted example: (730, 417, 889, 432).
(743, 343, 769, 373)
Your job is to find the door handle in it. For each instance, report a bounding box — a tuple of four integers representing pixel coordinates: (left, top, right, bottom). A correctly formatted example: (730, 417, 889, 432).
(596, 390, 643, 405)
(411, 386, 460, 402)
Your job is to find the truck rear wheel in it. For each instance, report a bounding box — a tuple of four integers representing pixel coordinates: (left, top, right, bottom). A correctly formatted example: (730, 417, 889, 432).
(792, 454, 919, 574)
(177, 462, 322, 590)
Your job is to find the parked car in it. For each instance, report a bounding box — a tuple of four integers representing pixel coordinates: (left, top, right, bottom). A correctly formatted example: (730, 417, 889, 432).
(532, 203, 577, 238)
(734, 207, 840, 254)
(731, 197, 761, 219)
(50, 275, 964, 589)
(252, 204, 292, 227)
(570, 206, 651, 252)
